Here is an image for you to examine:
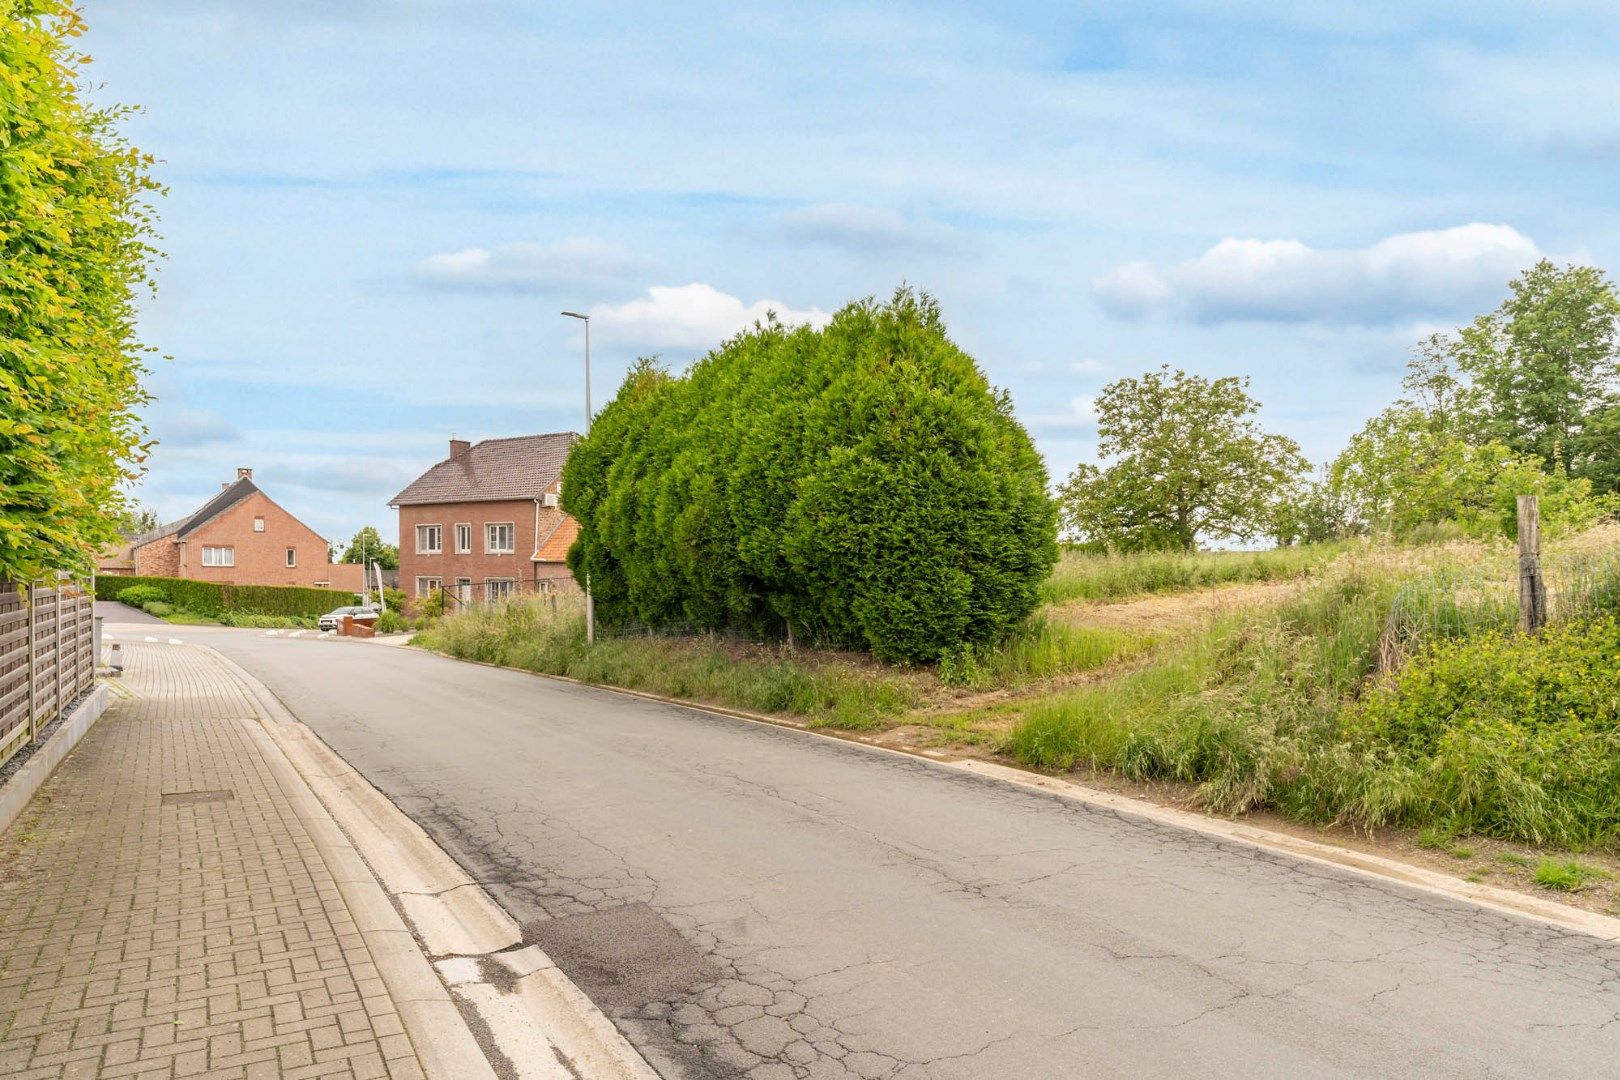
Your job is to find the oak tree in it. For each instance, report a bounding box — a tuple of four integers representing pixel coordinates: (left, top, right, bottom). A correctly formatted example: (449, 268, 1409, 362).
(1060, 366, 1308, 552)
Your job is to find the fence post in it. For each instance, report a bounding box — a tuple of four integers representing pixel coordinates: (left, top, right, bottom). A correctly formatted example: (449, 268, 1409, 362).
(1517, 494, 1547, 633)
(52, 585, 63, 739)
(25, 584, 36, 742)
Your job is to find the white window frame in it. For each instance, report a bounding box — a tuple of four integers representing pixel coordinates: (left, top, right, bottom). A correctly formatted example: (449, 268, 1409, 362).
(201, 546, 235, 567)
(485, 522, 515, 554)
(415, 576, 442, 598)
(415, 524, 442, 554)
(285, 547, 297, 568)
(485, 577, 514, 602)
(253, 516, 265, 532)
(454, 523, 472, 554)
(454, 577, 472, 604)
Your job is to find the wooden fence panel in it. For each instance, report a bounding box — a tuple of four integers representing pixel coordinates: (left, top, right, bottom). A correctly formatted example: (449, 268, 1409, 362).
(0, 581, 96, 770)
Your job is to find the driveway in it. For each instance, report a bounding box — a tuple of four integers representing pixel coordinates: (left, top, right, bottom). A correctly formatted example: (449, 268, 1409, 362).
(193, 630, 1620, 1079)
(94, 599, 167, 623)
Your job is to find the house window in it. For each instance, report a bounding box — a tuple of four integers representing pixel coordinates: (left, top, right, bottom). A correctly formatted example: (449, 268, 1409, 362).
(455, 523, 472, 554)
(253, 516, 265, 532)
(415, 524, 442, 554)
(285, 547, 297, 568)
(486, 578, 514, 602)
(454, 577, 472, 604)
(485, 522, 515, 554)
(415, 576, 442, 598)
(201, 546, 234, 567)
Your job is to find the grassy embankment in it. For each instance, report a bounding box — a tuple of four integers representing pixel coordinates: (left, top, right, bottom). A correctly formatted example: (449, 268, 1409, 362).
(411, 543, 1336, 727)
(416, 531, 1620, 896)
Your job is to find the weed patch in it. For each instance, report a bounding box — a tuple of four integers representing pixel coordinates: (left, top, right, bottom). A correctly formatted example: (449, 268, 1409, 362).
(1533, 858, 1604, 892)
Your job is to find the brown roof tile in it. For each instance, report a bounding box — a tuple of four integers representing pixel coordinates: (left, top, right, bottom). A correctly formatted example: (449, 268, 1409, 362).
(532, 515, 580, 563)
(389, 433, 579, 507)
(132, 477, 260, 548)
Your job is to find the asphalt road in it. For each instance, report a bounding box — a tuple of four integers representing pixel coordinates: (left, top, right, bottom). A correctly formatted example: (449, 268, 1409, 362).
(163, 625, 1620, 1079)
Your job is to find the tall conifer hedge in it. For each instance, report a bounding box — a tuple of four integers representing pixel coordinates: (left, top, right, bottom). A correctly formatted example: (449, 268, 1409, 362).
(1, 2, 159, 582)
(562, 289, 1058, 663)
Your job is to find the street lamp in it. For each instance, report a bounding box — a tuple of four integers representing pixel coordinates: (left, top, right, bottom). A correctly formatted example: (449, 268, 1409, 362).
(561, 310, 594, 645)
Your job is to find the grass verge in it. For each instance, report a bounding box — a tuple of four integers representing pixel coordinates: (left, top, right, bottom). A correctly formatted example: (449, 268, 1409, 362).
(1039, 542, 1348, 606)
(1004, 540, 1620, 850)
(412, 597, 918, 729)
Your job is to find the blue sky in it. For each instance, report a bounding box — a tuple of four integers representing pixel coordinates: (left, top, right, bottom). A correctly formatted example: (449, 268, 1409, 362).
(86, 1, 1620, 546)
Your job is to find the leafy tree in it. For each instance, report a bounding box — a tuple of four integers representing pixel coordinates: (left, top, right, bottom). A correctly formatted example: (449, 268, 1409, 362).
(1454, 260, 1620, 481)
(564, 289, 1058, 663)
(1060, 366, 1308, 552)
(0, 2, 159, 582)
(1332, 304, 1615, 537)
(115, 504, 161, 537)
(1271, 472, 1359, 547)
(339, 526, 398, 570)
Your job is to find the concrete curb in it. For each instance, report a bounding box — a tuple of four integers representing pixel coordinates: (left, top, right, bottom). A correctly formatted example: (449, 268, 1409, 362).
(199, 648, 498, 1080)
(202, 645, 658, 1080)
(0, 683, 112, 836)
(422, 647, 1620, 945)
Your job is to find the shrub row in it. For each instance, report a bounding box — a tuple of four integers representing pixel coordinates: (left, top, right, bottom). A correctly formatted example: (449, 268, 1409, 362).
(562, 288, 1059, 663)
(97, 574, 354, 618)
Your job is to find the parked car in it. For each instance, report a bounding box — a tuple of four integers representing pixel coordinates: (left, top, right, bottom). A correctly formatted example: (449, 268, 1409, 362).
(318, 604, 381, 632)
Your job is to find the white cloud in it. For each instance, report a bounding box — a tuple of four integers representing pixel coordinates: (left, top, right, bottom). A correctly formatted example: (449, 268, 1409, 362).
(589, 283, 833, 349)
(413, 237, 649, 292)
(1069, 359, 1108, 375)
(1094, 223, 1545, 325)
(774, 203, 960, 255)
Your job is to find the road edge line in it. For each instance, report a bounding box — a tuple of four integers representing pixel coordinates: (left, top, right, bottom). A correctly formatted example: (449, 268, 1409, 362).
(201, 644, 660, 1080)
(417, 646, 1620, 944)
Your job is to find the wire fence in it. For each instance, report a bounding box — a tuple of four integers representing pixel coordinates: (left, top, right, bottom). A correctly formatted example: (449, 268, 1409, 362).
(436, 576, 578, 614)
(1379, 549, 1620, 669)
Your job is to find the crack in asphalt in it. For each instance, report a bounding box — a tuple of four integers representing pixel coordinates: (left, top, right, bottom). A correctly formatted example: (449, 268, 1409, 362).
(220, 638, 1620, 1079)
(381, 750, 1620, 1080)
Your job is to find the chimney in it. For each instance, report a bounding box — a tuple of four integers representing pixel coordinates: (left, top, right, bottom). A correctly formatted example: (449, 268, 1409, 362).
(237, 467, 253, 481)
(450, 438, 471, 459)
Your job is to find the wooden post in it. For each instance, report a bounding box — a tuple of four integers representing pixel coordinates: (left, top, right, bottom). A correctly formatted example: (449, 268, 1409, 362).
(52, 586, 63, 738)
(1517, 495, 1547, 633)
(25, 584, 36, 742)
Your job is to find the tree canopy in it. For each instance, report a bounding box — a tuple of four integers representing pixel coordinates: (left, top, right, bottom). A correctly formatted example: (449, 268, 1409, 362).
(1330, 262, 1619, 538)
(562, 288, 1058, 663)
(1455, 260, 1620, 479)
(339, 526, 398, 570)
(0, 2, 159, 583)
(1059, 366, 1308, 552)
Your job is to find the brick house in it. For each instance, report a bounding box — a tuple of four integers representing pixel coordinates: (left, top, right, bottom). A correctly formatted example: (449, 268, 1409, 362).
(129, 469, 364, 592)
(389, 434, 581, 606)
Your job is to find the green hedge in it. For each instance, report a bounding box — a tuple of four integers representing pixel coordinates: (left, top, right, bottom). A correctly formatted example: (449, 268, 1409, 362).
(95, 574, 355, 618)
(563, 287, 1059, 663)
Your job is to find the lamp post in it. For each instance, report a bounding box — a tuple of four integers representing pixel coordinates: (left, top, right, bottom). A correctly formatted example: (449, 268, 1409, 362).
(561, 310, 594, 645)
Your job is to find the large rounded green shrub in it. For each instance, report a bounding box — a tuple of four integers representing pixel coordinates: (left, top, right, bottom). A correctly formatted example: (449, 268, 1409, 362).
(116, 584, 167, 607)
(563, 288, 1058, 662)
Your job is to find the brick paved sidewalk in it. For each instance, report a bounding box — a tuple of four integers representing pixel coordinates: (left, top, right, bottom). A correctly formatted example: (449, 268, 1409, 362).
(0, 642, 427, 1079)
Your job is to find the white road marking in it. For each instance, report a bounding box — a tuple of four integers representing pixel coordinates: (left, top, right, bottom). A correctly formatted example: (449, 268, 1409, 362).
(143, 636, 159, 643)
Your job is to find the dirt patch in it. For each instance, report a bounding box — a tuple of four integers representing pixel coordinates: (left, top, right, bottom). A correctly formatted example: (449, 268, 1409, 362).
(1048, 578, 1300, 634)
